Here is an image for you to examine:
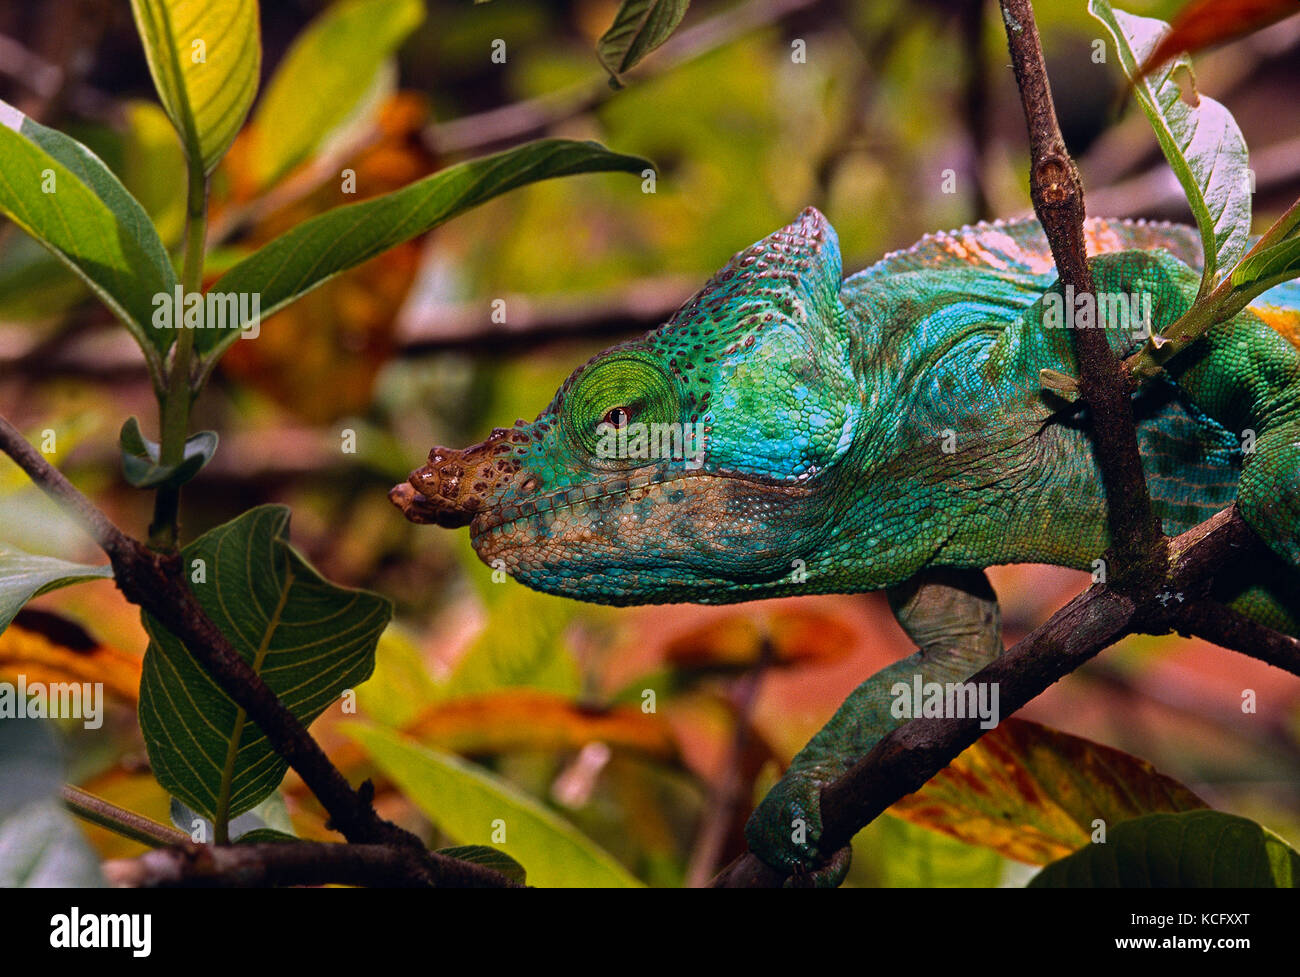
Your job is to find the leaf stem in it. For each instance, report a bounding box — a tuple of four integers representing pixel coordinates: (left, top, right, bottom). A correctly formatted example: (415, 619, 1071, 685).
(149, 156, 208, 550)
(61, 784, 190, 849)
(1125, 190, 1300, 386)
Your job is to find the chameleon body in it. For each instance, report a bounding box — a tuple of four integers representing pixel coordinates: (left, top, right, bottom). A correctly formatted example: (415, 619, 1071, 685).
(391, 208, 1300, 883)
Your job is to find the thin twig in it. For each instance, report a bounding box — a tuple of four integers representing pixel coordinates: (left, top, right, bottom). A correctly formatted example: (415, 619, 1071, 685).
(62, 785, 190, 849)
(1175, 600, 1300, 676)
(684, 636, 775, 887)
(1000, 0, 1163, 577)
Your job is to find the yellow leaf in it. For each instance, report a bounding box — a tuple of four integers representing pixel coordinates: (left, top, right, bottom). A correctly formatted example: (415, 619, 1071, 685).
(130, 0, 261, 173)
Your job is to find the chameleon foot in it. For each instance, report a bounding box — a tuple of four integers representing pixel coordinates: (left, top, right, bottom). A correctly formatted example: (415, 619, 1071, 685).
(746, 765, 852, 888)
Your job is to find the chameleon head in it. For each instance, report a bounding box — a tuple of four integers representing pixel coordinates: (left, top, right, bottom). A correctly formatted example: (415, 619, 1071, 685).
(390, 208, 864, 604)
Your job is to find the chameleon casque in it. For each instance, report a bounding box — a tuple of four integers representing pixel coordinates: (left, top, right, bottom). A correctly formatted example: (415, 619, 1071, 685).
(390, 207, 1300, 884)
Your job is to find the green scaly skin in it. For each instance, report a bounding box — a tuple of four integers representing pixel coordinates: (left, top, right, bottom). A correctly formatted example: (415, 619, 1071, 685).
(391, 208, 1300, 884)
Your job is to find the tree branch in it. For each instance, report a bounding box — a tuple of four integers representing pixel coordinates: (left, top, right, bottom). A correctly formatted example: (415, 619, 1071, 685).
(1174, 599, 1300, 675)
(103, 841, 520, 888)
(0, 413, 512, 888)
(1000, 0, 1163, 576)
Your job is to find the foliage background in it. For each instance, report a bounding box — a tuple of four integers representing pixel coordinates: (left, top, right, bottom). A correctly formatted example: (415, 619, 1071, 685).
(2, 0, 1299, 885)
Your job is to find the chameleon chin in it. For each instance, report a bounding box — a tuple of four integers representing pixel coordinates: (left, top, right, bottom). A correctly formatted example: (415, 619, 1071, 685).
(392, 206, 1300, 883)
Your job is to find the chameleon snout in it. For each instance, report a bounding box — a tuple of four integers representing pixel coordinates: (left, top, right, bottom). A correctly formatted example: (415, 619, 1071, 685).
(390, 427, 527, 528)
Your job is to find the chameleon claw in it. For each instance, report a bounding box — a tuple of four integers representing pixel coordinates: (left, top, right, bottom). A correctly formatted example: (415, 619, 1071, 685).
(784, 845, 852, 888)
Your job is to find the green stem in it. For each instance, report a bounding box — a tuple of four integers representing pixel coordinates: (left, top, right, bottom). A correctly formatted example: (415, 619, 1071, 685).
(1127, 191, 1300, 386)
(213, 566, 294, 844)
(149, 159, 208, 550)
(61, 784, 190, 849)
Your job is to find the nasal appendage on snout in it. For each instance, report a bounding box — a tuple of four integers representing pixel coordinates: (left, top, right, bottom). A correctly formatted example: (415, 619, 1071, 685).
(389, 427, 526, 528)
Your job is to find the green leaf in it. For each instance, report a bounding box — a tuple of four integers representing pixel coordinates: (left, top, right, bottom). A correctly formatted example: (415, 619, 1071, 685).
(199, 139, 652, 358)
(0, 99, 180, 367)
(0, 233, 87, 322)
(0, 546, 112, 634)
(852, 815, 1004, 888)
(345, 723, 642, 887)
(170, 792, 296, 841)
(248, 0, 424, 191)
(119, 416, 217, 489)
(1230, 236, 1300, 293)
(0, 719, 104, 887)
(235, 827, 299, 843)
(139, 505, 390, 822)
(1089, 0, 1251, 294)
(354, 624, 443, 727)
(129, 0, 261, 174)
(1029, 811, 1300, 887)
(436, 844, 527, 884)
(444, 587, 581, 699)
(597, 0, 691, 83)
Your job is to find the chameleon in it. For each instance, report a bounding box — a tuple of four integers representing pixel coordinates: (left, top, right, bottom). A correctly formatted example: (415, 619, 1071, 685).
(390, 207, 1300, 884)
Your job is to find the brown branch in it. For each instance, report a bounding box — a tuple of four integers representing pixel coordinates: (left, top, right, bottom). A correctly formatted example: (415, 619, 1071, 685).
(0, 276, 702, 382)
(1174, 600, 1300, 675)
(103, 841, 520, 888)
(1000, 0, 1163, 577)
(712, 504, 1300, 886)
(394, 276, 700, 355)
(684, 636, 775, 887)
(0, 414, 512, 888)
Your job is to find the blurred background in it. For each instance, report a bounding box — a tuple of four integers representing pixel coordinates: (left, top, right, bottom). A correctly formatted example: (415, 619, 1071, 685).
(2, 0, 1299, 886)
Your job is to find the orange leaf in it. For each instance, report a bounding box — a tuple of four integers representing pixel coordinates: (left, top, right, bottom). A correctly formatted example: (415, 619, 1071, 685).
(663, 609, 857, 671)
(405, 689, 679, 761)
(0, 610, 141, 703)
(889, 719, 1207, 865)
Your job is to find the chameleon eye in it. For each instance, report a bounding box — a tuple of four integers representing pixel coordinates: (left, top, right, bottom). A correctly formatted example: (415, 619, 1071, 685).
(565, 353, 680, 456)
(602, 406, 633, 429)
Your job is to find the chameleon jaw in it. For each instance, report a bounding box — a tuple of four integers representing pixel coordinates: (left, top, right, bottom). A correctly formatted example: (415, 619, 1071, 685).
(466, 469, 826, 604)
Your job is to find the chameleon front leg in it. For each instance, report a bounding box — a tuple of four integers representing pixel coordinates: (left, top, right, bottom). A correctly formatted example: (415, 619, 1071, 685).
(745, 567, 1003, 886)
